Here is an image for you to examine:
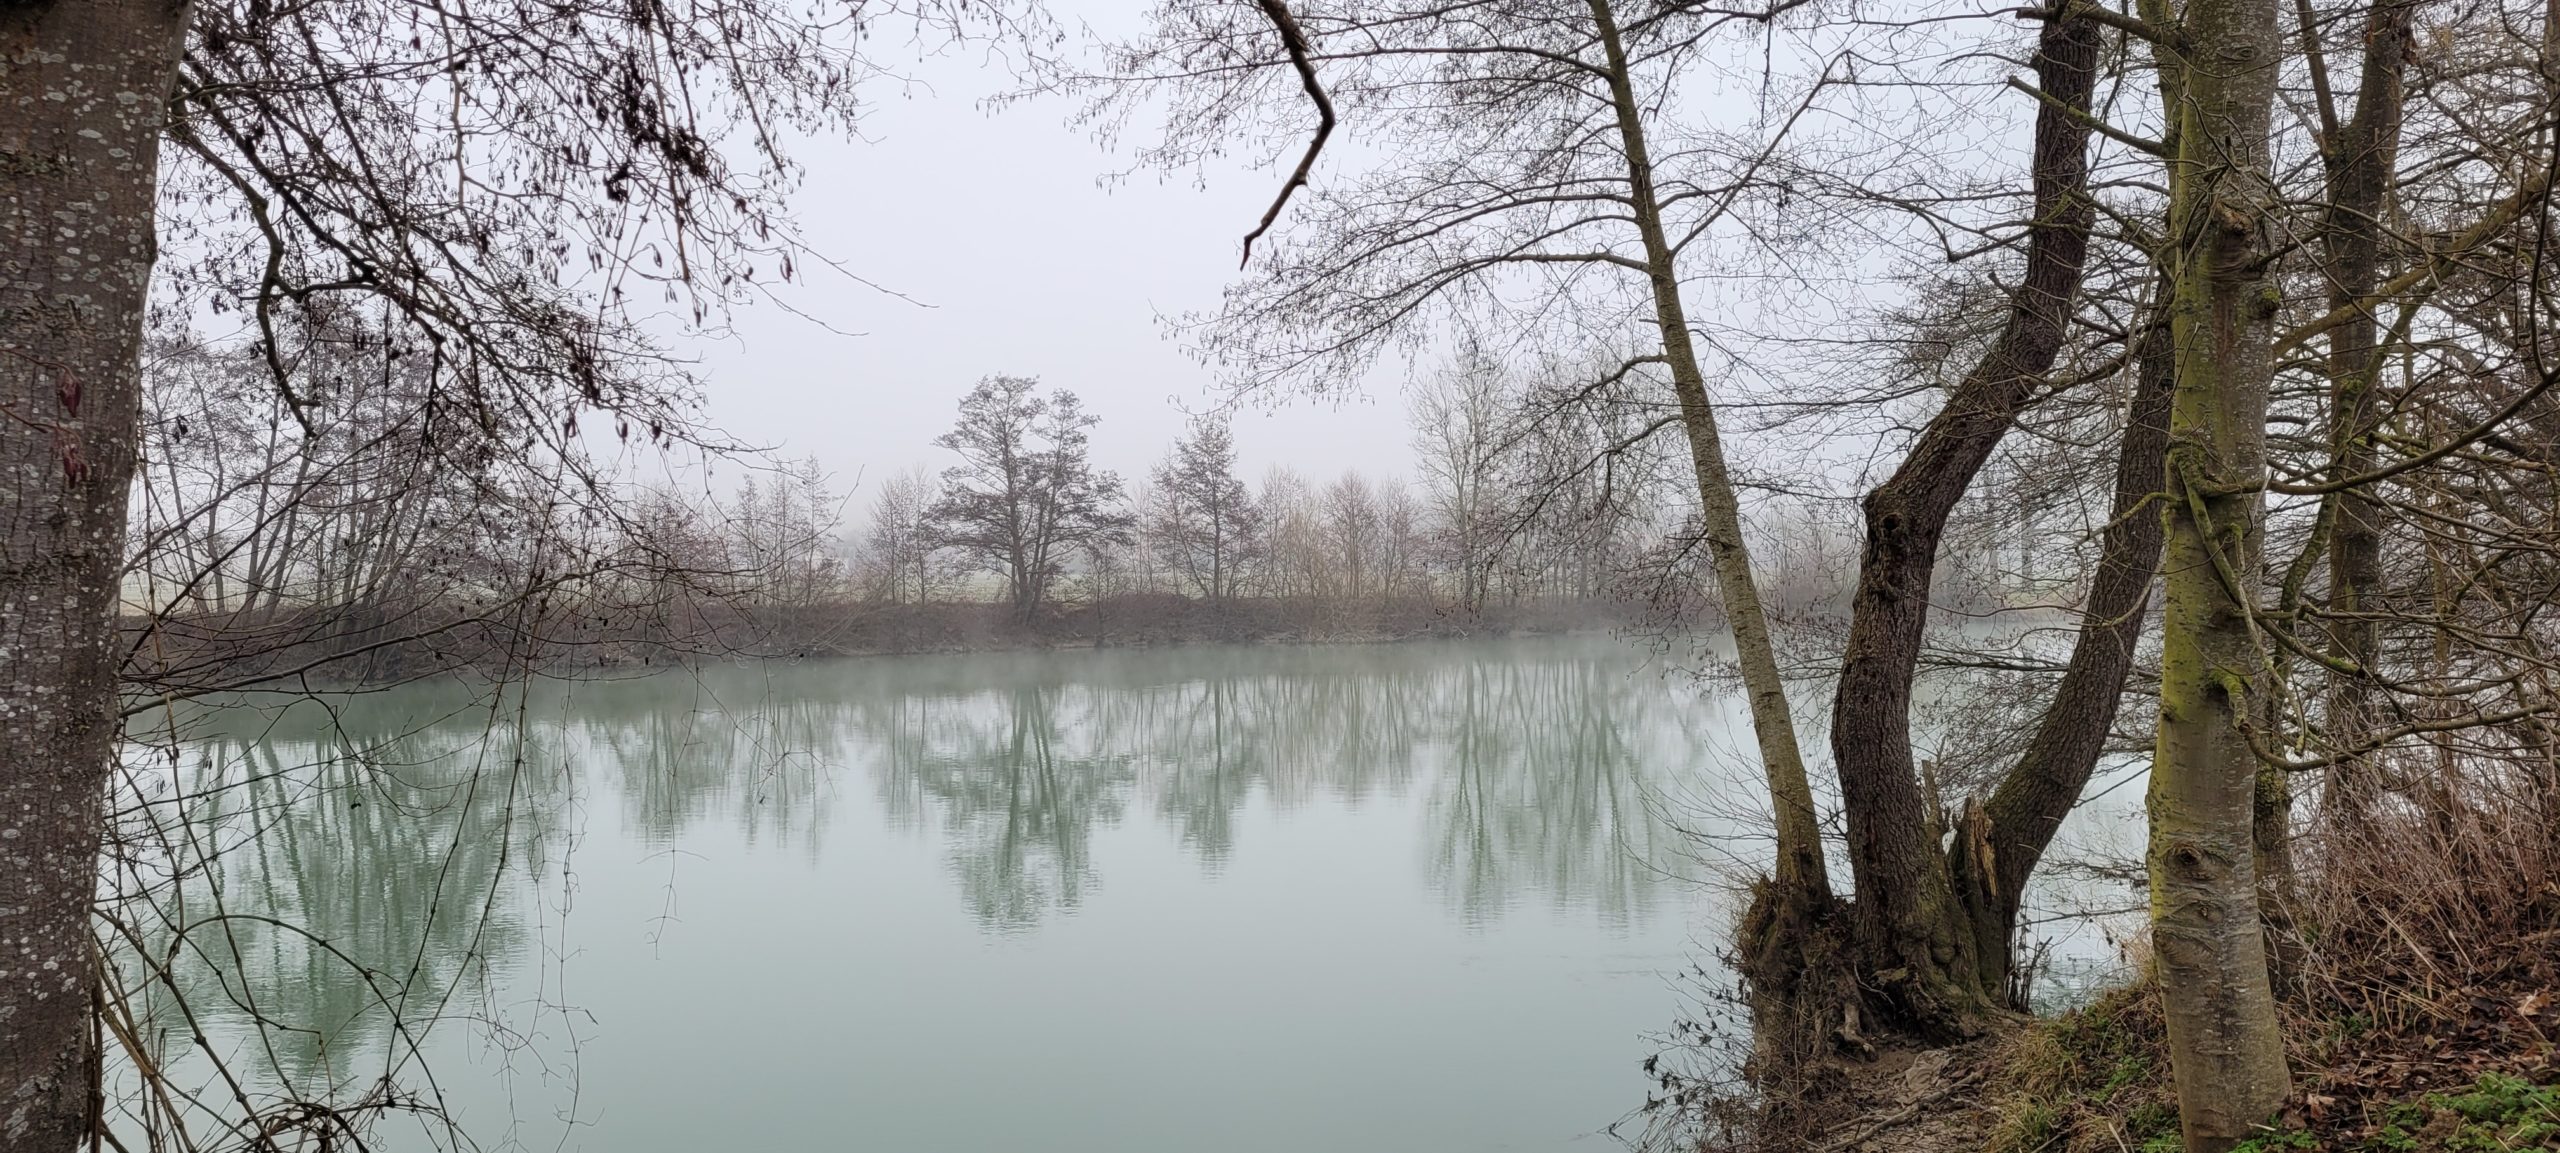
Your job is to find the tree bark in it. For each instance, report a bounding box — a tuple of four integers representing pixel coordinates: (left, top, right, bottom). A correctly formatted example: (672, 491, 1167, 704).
(1963, 293, 2174, 1003)
(1, 2, 191, 1149)
(2149, 0, 2295, 1136)
(1823, 10, 2100, 1034)
(2314, 0, 2410, 821)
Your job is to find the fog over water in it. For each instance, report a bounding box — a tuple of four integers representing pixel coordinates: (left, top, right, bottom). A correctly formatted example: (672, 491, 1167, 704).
(129, 639, 1720, 1151)
(113, 635, 2146, 1153)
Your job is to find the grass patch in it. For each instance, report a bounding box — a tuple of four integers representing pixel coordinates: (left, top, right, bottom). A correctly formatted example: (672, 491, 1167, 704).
(1986, 983, 2181, 1153)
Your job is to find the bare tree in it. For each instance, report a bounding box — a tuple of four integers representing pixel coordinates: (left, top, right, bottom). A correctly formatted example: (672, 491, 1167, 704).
(1812, 9, 2106, 1032)
(0, 0, 1007, 1136)
(1495, 354, 1673, 604)
(863, 465, 947, 605)
(1255, 466, 1327, 600)
(729, 458, 846, 608)
(930, 376, 1132, 622)
(1145, 415, 1263, 601)
(1411, 358, 1508, 613)
(1374, 480, 1429, 600)
(1322, 473, 1383, 601)
(622, 485, 739, 644)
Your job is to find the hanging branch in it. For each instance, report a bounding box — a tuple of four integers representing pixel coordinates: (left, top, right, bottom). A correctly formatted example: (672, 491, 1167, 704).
(1240, 0, 1335, 268)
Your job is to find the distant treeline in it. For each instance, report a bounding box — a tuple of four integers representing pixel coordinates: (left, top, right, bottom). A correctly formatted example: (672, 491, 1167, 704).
(119, 324, 2036, 700)
(657, 371, 2024, 628)
(119, 596, 1638, 698)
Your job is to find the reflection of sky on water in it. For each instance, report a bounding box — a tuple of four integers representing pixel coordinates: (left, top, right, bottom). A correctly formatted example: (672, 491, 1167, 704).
(114, 637, 1761, 1153)
(109, 635, 2145, 1151)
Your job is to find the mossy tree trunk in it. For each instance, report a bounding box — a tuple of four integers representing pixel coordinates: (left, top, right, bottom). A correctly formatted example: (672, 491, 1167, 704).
(2149, 0, 2295, 1138)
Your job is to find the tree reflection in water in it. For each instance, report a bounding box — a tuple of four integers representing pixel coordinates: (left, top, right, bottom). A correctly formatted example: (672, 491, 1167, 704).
(110, 684, 563, 1147)
(115, 636, 1708, 1141)
(839, 639, 1687, 932)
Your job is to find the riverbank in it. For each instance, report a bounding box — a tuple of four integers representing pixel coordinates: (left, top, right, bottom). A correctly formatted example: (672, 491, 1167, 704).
(732, 594, 1634, 656)
(1803, 964, 2555, 1153)
(1683, 787, 2560, 1153)
(118, 594, 1649, 694)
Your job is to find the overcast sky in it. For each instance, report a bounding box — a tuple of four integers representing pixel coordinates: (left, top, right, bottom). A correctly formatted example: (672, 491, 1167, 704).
(666, 30, 1417, 503)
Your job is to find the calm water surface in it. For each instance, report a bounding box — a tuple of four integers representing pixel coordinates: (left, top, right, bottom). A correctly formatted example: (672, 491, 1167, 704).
(126, 637, 1815, 1152)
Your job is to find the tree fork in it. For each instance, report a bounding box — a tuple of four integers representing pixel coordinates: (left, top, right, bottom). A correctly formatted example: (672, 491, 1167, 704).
(1964, 290, 2174, 1004)
(1821, 7, 2101, 1034)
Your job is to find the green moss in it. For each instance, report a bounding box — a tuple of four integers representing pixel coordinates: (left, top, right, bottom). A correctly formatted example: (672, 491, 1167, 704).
(1984, 979, 2554, 1153)
(2126, 1104, 2179, 1148)
(2378, 1073, 2560, 1151)
(2231, 1074, 2560, 1152)
(2231, 1131, 2317, 1151)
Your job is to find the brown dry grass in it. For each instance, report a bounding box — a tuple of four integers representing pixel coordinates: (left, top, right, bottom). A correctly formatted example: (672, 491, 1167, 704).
(2270, 764, 2560, 1146)
(1977, 761, 2560, 1152)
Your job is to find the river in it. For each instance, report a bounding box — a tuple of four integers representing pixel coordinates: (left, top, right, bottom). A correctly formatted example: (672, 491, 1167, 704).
(108, 635, 2142, 1152)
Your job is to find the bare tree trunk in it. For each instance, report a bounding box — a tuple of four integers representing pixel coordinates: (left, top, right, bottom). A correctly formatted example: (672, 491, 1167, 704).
(1, 3, 190, 1148)
(1966, 292, 2174, 1002)
(2150, 0, 2294, 1137)
(1820, 10, 2099, 1032)
(1586, 0, 1827, 903)
(2313, 0, 2411, 821)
